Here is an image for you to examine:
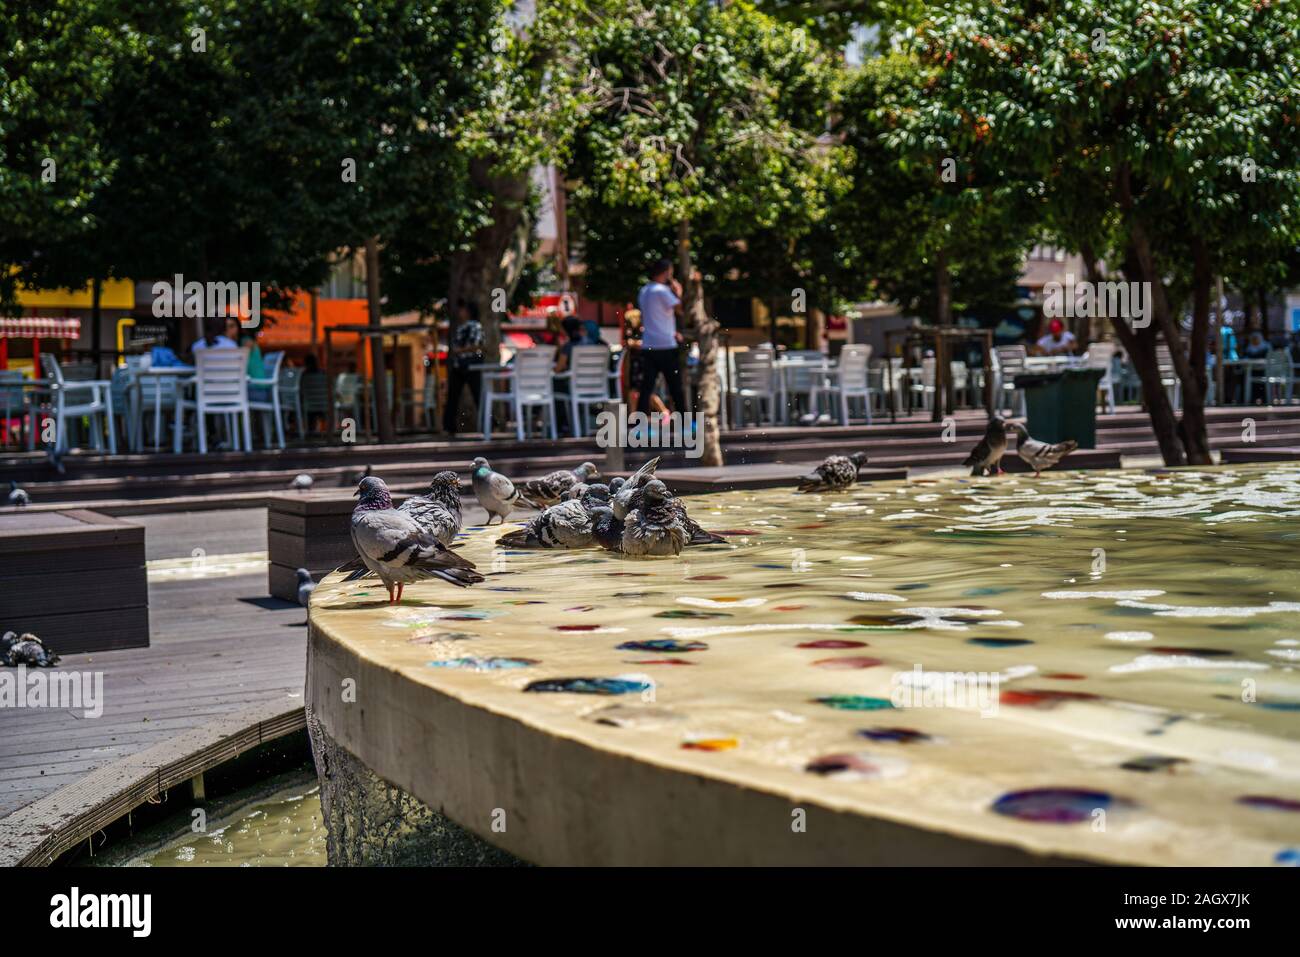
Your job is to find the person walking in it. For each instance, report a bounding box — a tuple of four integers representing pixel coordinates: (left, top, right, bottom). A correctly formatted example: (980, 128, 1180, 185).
(443, 300, 485, 434)
(635, 258, 686, 417)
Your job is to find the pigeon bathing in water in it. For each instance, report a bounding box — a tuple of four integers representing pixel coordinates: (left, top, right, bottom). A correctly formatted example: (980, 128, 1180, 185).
(350, 476, 483, 604)
(963, 416, 1010, 477)
(471, 457, 536, 525)
(796, 452, 868, 493)
(296, 569, 317, 608)
(8, 481, 29, 507)
(610, 457, 661, 520)
(290, 473, 313, 493)
(522, 461, 601, 507)
(1, 631, 60, 667)
(617, 479, 689, 557)
(497, 484, 612, 549)
(1008, 423, 1078, 477)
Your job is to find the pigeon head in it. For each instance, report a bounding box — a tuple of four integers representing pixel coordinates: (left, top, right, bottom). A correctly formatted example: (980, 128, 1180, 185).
(354, 475, 392, 509)
(575, 462, 600, 480)
(295, 568, 313, 584)
(1, 631, 15, 650)
(471, 457, 490, 473)
(849, 452, 868, 467)
(1007, 422, 1029, 440)
(565, 483, 588, 501)
(987, 415, 1007, 433)
(427, 471, 461, 507)
(608, 477, 626, 495)
(640, 479, 670, 506)
(580, 484, 612, 508)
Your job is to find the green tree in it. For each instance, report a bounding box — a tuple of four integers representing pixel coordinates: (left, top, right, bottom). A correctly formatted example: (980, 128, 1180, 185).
(896, 1, 1300, 465)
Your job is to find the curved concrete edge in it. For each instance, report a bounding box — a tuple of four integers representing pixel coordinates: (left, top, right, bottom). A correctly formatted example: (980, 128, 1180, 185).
(0, 701, 304, 867)
(307, 621, 1094, 867)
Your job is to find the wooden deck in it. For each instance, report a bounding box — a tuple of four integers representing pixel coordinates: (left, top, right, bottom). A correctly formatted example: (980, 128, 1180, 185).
(0, 509, 307, 821)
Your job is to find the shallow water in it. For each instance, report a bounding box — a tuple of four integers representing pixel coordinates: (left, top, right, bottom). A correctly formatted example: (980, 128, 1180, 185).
(314, 465, 1300, 864)
(104, 775, 325, 867)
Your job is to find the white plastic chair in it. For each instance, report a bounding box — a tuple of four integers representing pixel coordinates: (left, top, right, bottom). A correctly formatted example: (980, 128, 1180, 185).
(173, 348, 251, 453)
(909, 356, 938, 412)
(729, 349, 777, 427)
(248, 351, 286, 449)
(277, 366, 307, 439)
(512, 346, 558, 440)
(559, 344, 612, 436)
(0, 371, 34, 449)
(480, 365, 515, 439)
(780, 350, 826, 423)
(993, 346, 1028, 417)
(1262, 348, 1294, 404)
(333, 373, 364, 433)
(1082, 341, 1117, 413)
(40, 354, 117, 454)
(832, 344, 873, 424)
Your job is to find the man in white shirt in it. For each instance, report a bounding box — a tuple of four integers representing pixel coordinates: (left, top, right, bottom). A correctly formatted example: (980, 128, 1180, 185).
(1035, 318, 1077, 356)
(635, 258, 686, 415)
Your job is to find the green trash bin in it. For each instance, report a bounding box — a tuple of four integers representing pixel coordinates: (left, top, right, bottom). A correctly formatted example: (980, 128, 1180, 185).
(1012, 368, 1104, 448)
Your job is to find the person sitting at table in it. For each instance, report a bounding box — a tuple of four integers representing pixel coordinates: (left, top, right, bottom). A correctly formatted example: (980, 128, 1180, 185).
(1035, 318, 1077, 356)
(192, 316, 237, 354)
(1243, 329, 1269, 359)
(442, 300, 484, 434)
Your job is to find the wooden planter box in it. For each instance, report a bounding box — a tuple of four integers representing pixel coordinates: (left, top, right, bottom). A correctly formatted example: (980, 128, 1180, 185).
(0, 509, 149, 654)
(267, 494, 366, 604)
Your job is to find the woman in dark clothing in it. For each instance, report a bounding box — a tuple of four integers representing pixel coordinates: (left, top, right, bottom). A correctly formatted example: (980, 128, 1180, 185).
(443, 301, 485, 434)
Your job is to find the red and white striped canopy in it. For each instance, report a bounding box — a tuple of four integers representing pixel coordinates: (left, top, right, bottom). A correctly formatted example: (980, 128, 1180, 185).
(0, 317, 82, 339)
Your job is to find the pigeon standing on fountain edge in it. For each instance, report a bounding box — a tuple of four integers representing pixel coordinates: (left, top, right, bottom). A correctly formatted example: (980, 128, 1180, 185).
(963, 416, 1010, 477)
(796, 452, 868, 493)
(471, 457, 535, 525)
(350, 476, 483, 603)
(1008, 422, 1078, 477)
(496, 484, 612, 549)
(522, 461, 601, 507)
(400, 470, 463, 544)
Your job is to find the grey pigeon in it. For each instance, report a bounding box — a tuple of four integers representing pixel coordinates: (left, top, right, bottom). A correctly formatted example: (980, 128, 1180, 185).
(963, 416, 1010, 477)
(619, 479, 688, 557)
(1008, 423, 1078, 477)
(8, 481, 29, 507)
(522, 461, 601, 507)
(400, 471, 463, 544)
(471, 457, 535, 525)
(296, 568, 317, 608)
(497, 485, 612, 549)
(612, 477, 724, 547)
(350, 476, 483, 603)
(290, 473, 313, 492)
(1, 631, 59, 667)
(796, 452, 867, 493)
(611, 456, 661, 520)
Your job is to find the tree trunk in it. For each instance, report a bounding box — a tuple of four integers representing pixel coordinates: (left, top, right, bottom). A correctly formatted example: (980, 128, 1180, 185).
(1083, 245, 1186, 466)
(1180, 238, 1214, 464)
(934, 247, 952, 326)
(447, 159, 531, 365)
(365, 235, 394, 444)
(677, 220, 722, 466)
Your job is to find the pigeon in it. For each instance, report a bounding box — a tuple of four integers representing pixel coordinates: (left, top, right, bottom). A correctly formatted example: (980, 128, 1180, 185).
(618, 479, 689, 557)
(521, 461, 601, 507)
(496, 485, 612, 549)
(1008, 423, 1078, 477)
(610, 457, 661, 520)
(8, 481, 29, 507)
(796, 452, 868, 493)
(350, 476, 483, 603)
(1, 631, 60, 667)
(296, 568, 317, 608)
(963, 416, 1010, 477)
(471, 457, 536, 525)
(290, 473, 313, 492)
(399, 471, 463, 544)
